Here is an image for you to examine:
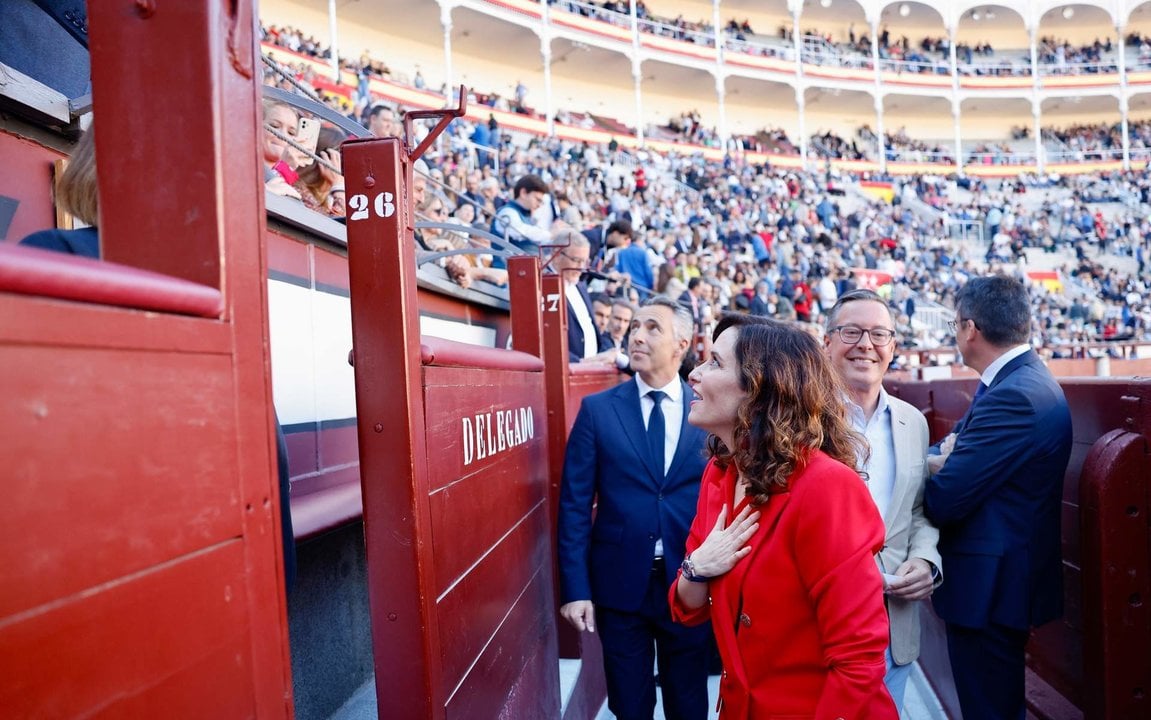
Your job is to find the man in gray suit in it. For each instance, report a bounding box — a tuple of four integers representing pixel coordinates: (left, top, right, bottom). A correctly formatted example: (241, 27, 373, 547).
(824, 289, 942, 713)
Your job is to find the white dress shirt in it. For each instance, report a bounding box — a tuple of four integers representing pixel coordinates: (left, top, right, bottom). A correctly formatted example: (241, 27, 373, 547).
(565, 282, 599, 359)
(980, 344, 1032, 386)
(847, 387, 896, 520)
(635, 374, 683, 557)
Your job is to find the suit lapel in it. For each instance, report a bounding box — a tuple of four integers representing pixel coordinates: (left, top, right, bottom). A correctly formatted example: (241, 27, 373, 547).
(611, 380, 662, 485)
(884, 402, 911, 530)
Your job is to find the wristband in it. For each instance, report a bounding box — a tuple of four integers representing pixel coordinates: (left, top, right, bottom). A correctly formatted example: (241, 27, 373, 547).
(273, 160, 299, 185)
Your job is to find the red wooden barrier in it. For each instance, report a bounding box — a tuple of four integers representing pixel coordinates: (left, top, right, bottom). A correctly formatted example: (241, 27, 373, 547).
(343, 118, 563, 717)
(0, 1, 291, 715)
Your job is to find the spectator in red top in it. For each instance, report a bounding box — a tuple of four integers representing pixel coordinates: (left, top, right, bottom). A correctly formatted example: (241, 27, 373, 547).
(793, 274, 813, 322)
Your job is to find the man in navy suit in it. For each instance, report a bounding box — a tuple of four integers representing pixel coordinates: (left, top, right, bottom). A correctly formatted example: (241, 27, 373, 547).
(558, 295, 711, 720)
(550, 229, 609, 362)
(925, 275, 1072, 720)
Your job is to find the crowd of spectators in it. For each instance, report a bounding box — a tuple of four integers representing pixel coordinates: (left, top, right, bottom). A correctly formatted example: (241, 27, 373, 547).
(258, 22, 1151, 362)
(261, 20, 1151, 172)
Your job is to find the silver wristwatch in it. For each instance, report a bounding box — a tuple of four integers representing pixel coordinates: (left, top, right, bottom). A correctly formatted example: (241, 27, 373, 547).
(680, 553, 711, 583)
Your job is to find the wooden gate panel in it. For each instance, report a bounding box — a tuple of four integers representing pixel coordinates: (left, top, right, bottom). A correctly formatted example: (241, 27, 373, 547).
(1081, 428, 1151, 719)
(437, 503, 551, 689)
(444, 567, 558, 719)
(1, 345, 242, 619)
(429, 453, 548, 594)
(0, 0, 292, 714)
(0, 539, 254, 719)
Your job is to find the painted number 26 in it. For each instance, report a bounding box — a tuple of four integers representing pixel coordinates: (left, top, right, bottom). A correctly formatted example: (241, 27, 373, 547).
(348, 192, 396, 221)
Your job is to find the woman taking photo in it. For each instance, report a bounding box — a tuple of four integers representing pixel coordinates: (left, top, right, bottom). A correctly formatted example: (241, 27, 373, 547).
(670, 314, 896, 719)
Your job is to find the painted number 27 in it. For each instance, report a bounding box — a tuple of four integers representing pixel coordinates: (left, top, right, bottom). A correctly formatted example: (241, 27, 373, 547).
(348, 192, 396, 221)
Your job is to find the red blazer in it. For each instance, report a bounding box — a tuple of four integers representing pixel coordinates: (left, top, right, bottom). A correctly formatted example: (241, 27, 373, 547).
(670, 453, 897, 720)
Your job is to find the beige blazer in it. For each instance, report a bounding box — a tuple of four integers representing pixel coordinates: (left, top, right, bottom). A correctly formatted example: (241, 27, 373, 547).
(877, 395, 942, 666)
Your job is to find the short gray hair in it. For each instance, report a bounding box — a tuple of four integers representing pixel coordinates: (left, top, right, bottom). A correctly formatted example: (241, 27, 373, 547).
(643, 295, 694, 344)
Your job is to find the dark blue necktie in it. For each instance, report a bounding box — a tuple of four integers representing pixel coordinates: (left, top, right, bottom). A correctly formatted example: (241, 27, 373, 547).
(973, 381, 989, 403)
(647, 390, 666, 477)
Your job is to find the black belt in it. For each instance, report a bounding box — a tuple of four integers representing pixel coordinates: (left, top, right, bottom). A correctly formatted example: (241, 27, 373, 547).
(651, 556, 666, 572)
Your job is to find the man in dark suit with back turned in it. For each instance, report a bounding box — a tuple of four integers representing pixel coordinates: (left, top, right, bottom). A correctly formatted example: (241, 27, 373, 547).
(925, 275, 1072, 720)
(558, 295, 711, 720)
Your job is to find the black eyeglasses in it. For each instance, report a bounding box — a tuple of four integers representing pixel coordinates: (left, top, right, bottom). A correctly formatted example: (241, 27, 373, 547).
(947, 318, 978, 333)
(832, 325, 895, 346)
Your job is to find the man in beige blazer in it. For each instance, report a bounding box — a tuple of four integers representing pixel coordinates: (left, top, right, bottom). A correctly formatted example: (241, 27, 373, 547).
(824, 289, 942, 713)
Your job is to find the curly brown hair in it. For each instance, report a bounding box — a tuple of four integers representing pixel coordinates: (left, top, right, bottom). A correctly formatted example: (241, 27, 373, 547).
(706, 314, 867, 504)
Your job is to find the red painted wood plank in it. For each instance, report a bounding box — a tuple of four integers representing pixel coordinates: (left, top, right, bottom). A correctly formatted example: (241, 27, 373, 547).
(314, 242, 351, 292)
(444, 568, 561, 719)
(436, 504, 551, 699)
(344, 136, 441, 718)
(267, 229, 312, 280)
(0, 293, 231, 354)
(428, 448, 549, 595)
(0, 130, 63, 244)
(319, 422, 361, 469)
(0, 541, 255, 719)
(286, 425, 320, 476)
(0, 345, 242, 619)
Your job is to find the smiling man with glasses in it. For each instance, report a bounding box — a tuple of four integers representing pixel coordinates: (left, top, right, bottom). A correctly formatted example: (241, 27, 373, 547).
(823, 289, 940, 714)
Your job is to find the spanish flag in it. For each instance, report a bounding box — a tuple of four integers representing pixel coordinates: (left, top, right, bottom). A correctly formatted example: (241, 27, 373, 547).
(1026, 270, 1063, 293)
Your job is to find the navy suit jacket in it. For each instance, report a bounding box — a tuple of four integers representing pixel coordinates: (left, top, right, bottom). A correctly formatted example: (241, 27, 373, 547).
(924, 350, 1072, 631)
(582, 226, 608, 269)
(558, 377, 709, 613)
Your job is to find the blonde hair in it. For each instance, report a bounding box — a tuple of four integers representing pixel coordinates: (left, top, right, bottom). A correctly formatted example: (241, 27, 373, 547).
(57, 125, 99, 227)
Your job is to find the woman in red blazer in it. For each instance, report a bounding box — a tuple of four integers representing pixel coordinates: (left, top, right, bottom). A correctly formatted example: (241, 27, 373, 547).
(670, 314, 897, 720)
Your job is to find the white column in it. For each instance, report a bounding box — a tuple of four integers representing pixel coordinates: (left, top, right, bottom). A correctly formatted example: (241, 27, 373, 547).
(792, 4, 804, 164)
(633, 59, 645, 146)
(1118, 24, 1131, 170)
(797, 89, 807, 168)
(948, 23, 961, 171)
(630, 0, 644, 146)
(1032, 100, 1044, 174)
(542, 38, 555, 137)
(327, 0, 340, 81)
(713, 0, 726, 149)
(542, 1, 554, 136)
(716, 75, 728, 150)
(952, 99, 963, 175)
(441, 3, 453, 101)
(1028, 24, 1041, 172)
(875, 95, 886, 173)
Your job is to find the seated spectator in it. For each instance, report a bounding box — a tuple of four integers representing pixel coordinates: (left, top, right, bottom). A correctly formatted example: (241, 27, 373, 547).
(262, 100, 311, 200)
(490, 174, 558, 255)
(368, 104, 401, 138)
(420, 194, 506, 289)
(295, 126, 346, 218)
(20, 123, 99, 258)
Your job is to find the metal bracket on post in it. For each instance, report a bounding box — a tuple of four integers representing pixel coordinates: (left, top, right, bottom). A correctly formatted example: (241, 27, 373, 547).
(404, 86, 468, 163)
